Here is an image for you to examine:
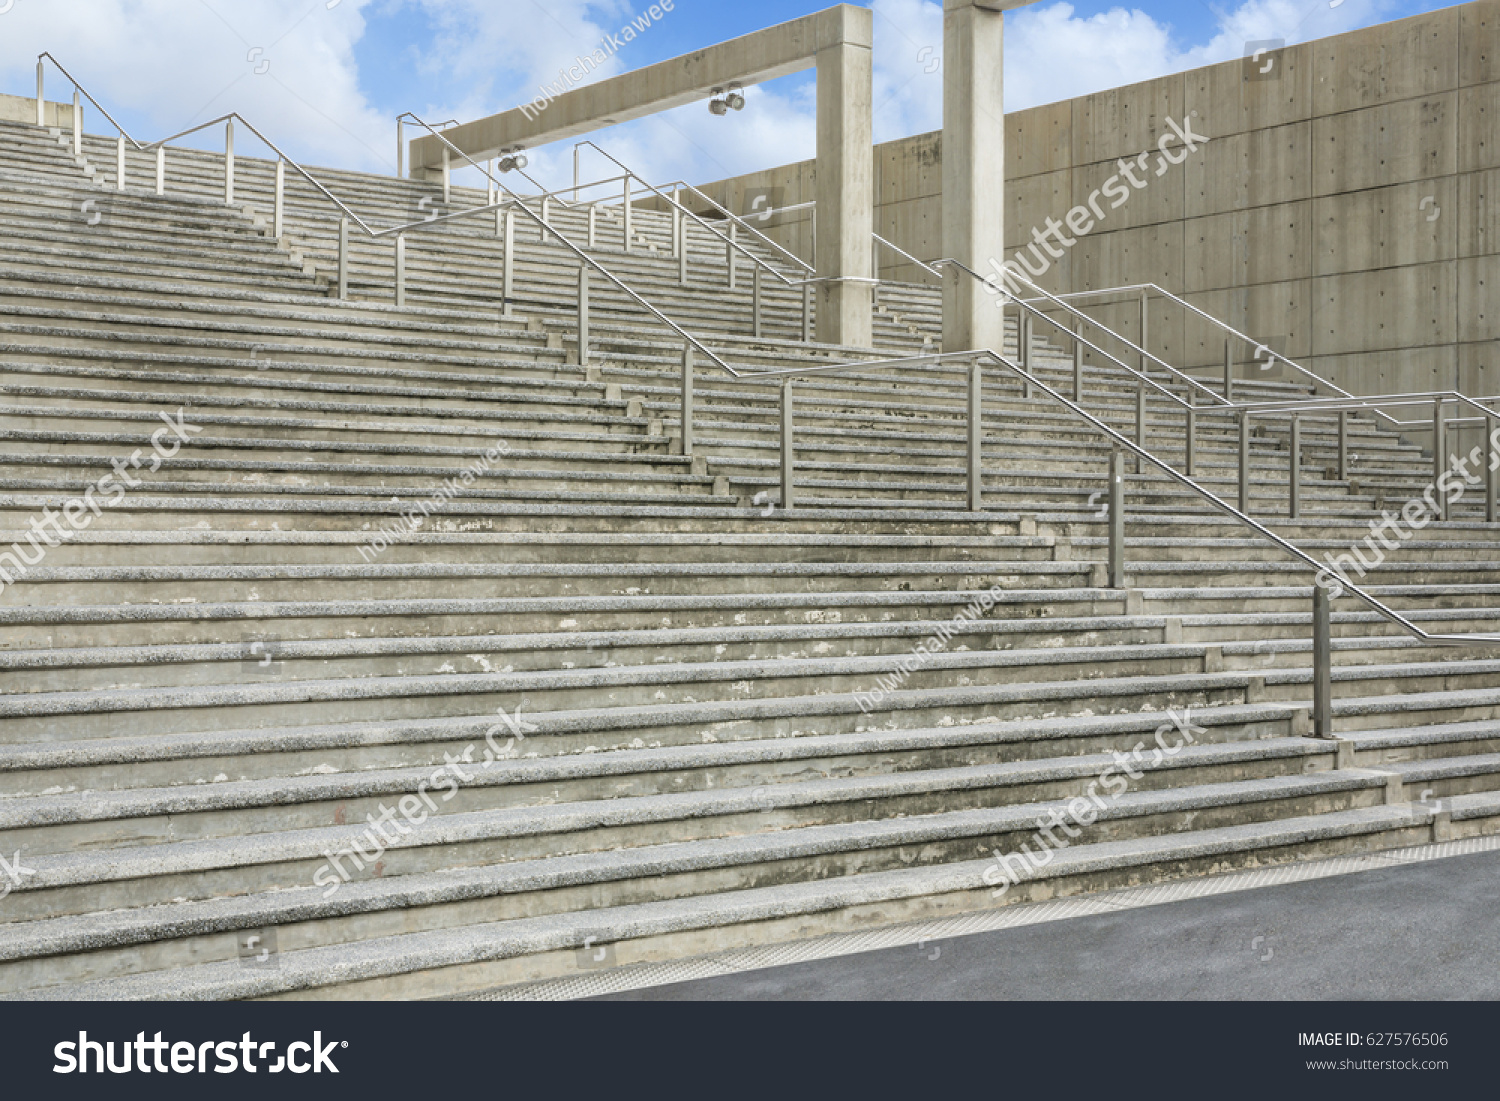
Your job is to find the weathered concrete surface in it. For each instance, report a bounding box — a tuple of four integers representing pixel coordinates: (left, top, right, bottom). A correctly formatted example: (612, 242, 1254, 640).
(600, 845, 1500, 1000)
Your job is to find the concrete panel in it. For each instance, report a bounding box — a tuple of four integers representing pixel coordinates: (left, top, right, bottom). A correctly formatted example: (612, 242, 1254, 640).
(1458, 255, 1499, 343)
(1310, 7, 1458, 115)
(1073, 224, 1185, 292)
(1461, 0, 1500, 87)
(1005, 168, 1071, 254)
(1458, 338, 1500, 394)
(1311, 262, 1456, 355)
(1182, 123, 1312, 218)
(1183, 202, 1311, 293)
(1312, 177, 1459, 276)
(1072, 74, 1187, 167)
(1458, 83, 1500, 173)
(877, 133, 942, 205)
(1313, 95, 1458, 196)
(1307, 345, 1458, 397)
(1184, 281, 1313, 366)
(1457, 167, 1499, 258)
(1184, 42, 1313, 139)
(1007, 100, 1073, 179)
(1070, 152, 1185, 234)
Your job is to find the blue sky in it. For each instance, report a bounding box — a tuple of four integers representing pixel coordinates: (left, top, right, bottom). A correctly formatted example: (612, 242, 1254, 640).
(0, 0, 1458, 193)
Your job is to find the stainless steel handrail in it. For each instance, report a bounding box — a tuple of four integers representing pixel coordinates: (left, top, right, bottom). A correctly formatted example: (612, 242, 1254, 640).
(572, 141, 814, 286)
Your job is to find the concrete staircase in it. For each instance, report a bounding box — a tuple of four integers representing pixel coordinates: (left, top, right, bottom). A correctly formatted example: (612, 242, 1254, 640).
(2, 116, 1500, 1000)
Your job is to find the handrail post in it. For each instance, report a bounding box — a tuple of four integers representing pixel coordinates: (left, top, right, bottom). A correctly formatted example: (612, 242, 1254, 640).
(588, 204, 597, 249)
(1223, 339, 1233, 401)
(441, 149, 451, 205)
(752, 265, 763, 340)
(1290, 413, 1302, 518)
(1108, 448, 1125, 589)
(71, 89, 81, 157)
(780, 380, 795, 510)
(337, 217, 349, 300)
(224, 118, 234, 206)
(1488, 421, 1497, 524)
(726, 222, 737, 289)
(1313, 583, 1333, 737)
(1134, 377, 1146, 472)
(1072, 325, 1083, 402)
(1337, 409, 1349, 481)
(678, 217, 688, 285)
(1434, 398, 1447, 521)
(541, 196, 551, 238)
(394, 234, 406, 309)
(155, 146, 165, 197)
(672, 186, 683, 259)
(502, 209, 515, 319)
(1138, 289, 1149, 376)
(967, 361, 983, 512)
(273, 159, 284, 238)
(1020, 314, 1033, 399)
(576, 266, 590, 367)
(396, 117, 404, 179)
(680, 343, 694, 457)
(116, 134, 125, 191)
(36, 60, 44, 126)
(1239, 411, 1251, 514)
(623, 175, 632, 253)
(801, 284, 812, 343)
(1185, 398, 1197, 478)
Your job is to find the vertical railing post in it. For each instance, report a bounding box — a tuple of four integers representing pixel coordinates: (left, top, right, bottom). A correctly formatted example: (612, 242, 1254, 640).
(1434, 398, 1448, 521)
(116, 134, 126, 191)
(71, 89, 81, 158)
(1238, 412, 1251, 514)
(1072, 325, 1083, 403)
(224, 118, 235, 206)
(1488, 417, 1498, 524)
(394, 234, 406, 309)
(623, 175, 633, 253)
(780, 380, 795, 510)
(155, 146, 165, 197)
(1313, 583, 1333, 737)
(442, 149, 451, 205)
(967, 361, 983, 512)
(273, 159, 285, 238)
(726, 223, 737, 289)
(576, 266, 590, 367)
(752, 265, 763, 339)
(35, 60, 45, 126)
(679, 216, 689, 285)
(801, 284, 812, 343)
(541, 197, 551, 239)
(680, 343, 694, 458)
(672, 187, 683, 259)
(1138, 290, 1149, 375)
(501, 209, 515, 319)
(1185, 399, 1197, 478)
(1337, 409, 1349, 481)
(1224, 339, 1233, 401)
(1290, 414, 1302, 519)
(396, 118, 404, 179)
(1134, 378, 1146, 472)
(1108, 448, 1125, 589)
(337, 217, 349, 300)
(1020, 314, 1033, 400)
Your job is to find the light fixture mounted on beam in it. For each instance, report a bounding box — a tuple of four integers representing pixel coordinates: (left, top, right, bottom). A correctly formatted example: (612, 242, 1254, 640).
(708, 83, 745, 116)
(497, 145, 528, 172)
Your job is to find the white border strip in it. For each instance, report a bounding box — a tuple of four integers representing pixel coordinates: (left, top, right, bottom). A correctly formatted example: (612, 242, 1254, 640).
(461, 834, 1500, 1001)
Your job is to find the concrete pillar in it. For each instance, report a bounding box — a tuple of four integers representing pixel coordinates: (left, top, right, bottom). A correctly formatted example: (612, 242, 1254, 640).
(814, 8, 874, 348)
(942, 0, 1027, 354)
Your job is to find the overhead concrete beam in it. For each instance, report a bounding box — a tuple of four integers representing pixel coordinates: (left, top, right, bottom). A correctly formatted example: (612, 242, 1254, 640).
(408, 5, 872, 175)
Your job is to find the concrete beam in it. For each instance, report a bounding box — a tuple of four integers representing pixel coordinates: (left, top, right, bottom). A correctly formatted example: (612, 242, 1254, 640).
(408, 5, 872, 175)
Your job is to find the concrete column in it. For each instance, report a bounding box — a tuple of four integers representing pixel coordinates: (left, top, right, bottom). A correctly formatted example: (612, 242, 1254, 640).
(941, 0, 1025, 354)
(814, 9, 874, 348)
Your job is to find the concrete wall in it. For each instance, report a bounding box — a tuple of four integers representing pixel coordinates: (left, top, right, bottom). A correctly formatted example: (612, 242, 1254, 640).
(686, 0, 1499, 399)
(0, 93, 79, 128)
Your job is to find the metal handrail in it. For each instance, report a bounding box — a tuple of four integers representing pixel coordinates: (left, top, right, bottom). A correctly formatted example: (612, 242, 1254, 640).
(572, 141, 813, 286)
(874, 233, 940, 280)
(661, 180, 817, 277)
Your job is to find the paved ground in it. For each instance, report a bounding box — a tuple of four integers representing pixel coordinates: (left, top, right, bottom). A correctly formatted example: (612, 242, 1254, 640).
(599, 849, 1500, 1000)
